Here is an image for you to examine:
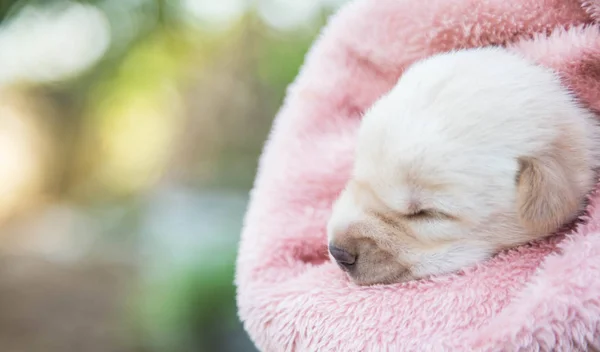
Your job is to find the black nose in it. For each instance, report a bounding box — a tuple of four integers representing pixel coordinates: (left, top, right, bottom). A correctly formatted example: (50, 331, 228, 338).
(329, 244, 356, 270)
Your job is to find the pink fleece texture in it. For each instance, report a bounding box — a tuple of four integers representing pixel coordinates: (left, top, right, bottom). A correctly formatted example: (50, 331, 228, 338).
(235, 0, 600, 351)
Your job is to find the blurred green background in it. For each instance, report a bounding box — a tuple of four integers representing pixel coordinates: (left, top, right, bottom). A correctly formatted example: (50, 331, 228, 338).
(0, 0, 347, 350)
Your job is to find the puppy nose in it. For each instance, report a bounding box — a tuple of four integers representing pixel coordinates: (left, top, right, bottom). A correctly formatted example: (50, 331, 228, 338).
(329, 244, 356, 270)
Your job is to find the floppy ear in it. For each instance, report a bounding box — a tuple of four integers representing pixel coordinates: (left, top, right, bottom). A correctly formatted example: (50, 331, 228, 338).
(516, 154, 581, 236)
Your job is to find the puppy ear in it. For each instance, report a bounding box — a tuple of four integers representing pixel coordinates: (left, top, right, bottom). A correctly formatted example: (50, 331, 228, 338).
(516, 154, 580, 235)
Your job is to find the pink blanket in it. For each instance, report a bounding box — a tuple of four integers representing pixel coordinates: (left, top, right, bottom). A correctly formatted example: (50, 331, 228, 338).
(235, 0, 600, 350)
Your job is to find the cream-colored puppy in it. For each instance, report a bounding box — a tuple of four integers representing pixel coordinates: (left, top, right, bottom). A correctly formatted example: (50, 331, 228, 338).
(327, 47, 600, 285)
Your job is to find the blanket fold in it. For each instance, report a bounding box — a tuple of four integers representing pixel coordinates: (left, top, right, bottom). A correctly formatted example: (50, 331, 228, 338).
(236, 0, 600, 350)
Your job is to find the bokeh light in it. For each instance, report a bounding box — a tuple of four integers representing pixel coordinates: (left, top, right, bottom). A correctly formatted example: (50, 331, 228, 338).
(0, 2, 110, 85)
(0, 0, 349, 351)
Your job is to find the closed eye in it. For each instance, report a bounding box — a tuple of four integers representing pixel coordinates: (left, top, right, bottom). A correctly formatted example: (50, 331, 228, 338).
(407, 209, 435, 219)
(406, 209, 452, 220)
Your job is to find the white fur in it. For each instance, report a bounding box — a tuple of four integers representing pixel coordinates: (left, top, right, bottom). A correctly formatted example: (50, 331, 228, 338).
(327, 47, 600, 285)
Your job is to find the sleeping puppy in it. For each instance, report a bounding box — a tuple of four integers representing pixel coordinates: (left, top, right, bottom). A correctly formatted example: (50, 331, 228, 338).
(327, 47, 600, 285)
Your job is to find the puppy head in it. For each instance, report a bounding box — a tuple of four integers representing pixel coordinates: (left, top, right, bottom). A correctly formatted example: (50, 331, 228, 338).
(327, 48, 599, 285)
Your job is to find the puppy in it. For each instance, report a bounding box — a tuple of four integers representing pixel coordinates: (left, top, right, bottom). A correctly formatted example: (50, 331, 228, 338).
(327, 47, 600, 285)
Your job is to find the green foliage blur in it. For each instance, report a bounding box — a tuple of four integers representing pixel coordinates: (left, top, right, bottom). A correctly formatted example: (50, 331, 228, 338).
(0, 0, 345, 351)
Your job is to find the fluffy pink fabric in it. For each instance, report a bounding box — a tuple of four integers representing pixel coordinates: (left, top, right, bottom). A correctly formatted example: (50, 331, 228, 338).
(235, 0, 600, 350)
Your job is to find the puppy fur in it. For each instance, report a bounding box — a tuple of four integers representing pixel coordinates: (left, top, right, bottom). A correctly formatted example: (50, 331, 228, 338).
(327, 47, 600, 286)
